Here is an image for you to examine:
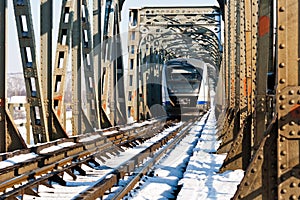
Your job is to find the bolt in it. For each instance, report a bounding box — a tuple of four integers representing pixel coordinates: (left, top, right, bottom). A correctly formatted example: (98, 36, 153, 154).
(281, 164, 287, 169)
(279, 63, 285, 68)
(290, 131, 296, 136)
(290, 195, 297, 200)
(289, 100, 295, 105)
(290, 182, 297, 188)
(279, 95, 286, 100)
(281, 151, 287, 156)
(280, 137, 286, 142)
(280, 79, 286, 84)
(279, 25, 285, 30)
(281, 189, 287, 194)
(289, 90, 295, 95)
(289, 121, 295, 126)
(280, 105, 286, 110)
(279, 7, 285, 12)
(279, 44, 285, 49)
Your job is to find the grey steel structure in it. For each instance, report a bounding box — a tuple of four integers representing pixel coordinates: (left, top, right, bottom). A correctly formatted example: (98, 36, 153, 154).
(126, 6, 221, 121)
(0, 0, 299, 198)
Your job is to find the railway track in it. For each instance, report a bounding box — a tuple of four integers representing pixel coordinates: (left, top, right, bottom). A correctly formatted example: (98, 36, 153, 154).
(0, 115, 203, 199)
(0, 118, 167, 199)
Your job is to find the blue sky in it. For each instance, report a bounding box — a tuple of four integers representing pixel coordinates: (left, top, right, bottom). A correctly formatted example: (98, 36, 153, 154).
(7, 0, 219, 73)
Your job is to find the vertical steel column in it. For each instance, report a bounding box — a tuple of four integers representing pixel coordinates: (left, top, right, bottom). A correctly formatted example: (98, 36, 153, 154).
(72, 0, 82, 135)
(254, 0, 273, 149)
(0, 0, 7, 152)
(127, 9, 140, 122)
(276, 0, 300, 198)
(13, 0, 49, 143)
(229, 0, 237, 109)
(237, 0, 248, 126)
(93, 0, 104, 127)
(250, 0, 259, 151)
(81, 0, 100, 129)
(219, 0, 255, 173)
(113, 3, 126, 124)
(217, 0, 239, 154)
(53, 0, 74, 124)
(40, 0, 53, 137)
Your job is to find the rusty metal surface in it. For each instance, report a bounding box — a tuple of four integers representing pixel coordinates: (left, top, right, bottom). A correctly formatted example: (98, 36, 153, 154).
(276, 0, 300, 198)
(232, 119, 277, 200)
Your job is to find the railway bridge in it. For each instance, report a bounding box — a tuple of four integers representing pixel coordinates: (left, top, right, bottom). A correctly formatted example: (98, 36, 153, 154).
(0, 0, 299, 199)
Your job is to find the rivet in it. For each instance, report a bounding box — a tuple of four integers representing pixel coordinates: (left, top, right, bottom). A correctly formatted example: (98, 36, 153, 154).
(280, 125, 286, 131)
(289, 100, 295, 105)
(258, 155, 263, 160)
(290, 131, 296, 136)
(279, 44, 285, 49)
(280, 137, 286, 142)
(279, 25, 285, 30)
(279, 95, 286, 100)
(280, 79, 286, 83)
(290, 195, 297, 200)
(289, 90, 295, 95)
(280, 116, 286, 121)
(281, 164, 287, 169)
(245, 182, 249, 186)
(238, 194, 244, 199)
(251, 168, 257, 173)
(279, 7, 285, 12)
(290, 121, 295, 126)
(281, 151, 287, 156)
(281, 189, 287, 194)
(279, 63, 285, 68)
(290, 182, 297, 187)
(280, 105, 286, 110)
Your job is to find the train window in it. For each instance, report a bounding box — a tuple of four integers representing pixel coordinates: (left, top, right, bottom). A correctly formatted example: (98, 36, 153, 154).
(131, 45, 135, 54)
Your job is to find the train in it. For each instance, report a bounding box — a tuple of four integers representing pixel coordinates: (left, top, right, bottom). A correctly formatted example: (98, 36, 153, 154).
(162, 58, 210, 117)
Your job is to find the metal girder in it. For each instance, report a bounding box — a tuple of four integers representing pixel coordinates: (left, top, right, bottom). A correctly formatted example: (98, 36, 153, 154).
(71, 0, 83, 135)
(81, 0, 100, 129)
(41, 0, 69, 141)
(230, 0, 300, 199)
(276, 0, 300, 198)
(53, 0, 74, 126)
(12, 0, 49, 143)
(126, 6, 221, 122)
(100, 0, 126, 126)
(0, 0, 27, 152)
(218, 0, 258, 171)
(253, 0, 273, 149)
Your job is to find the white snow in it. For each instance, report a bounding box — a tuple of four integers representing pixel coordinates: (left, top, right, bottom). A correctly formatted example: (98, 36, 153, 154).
(0, 152, 38, 169)
(39, 142, 76, 154)
(127, 109, 244, 200)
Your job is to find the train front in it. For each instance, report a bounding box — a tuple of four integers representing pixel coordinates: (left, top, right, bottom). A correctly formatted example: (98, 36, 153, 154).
(162, 59, 204, 117)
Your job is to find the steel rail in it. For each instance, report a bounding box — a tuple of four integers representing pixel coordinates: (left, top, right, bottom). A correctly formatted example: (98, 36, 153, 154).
(0, 118, 167, 198)
(73, 116, 202, 200)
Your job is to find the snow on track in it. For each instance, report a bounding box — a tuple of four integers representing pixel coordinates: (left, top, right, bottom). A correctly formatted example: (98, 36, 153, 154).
(127, 110, 244, 200)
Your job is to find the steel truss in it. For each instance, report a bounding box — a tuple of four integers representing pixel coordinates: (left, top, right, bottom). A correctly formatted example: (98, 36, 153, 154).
(126, 6, 221, 121)
(220, 0, 300, 199)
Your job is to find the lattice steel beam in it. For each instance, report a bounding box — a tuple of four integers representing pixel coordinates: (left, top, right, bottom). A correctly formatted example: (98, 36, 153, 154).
(12, 0, 49, 143)
(53, 0, 74, 125)
(0, 0, 27, 152)
(276, 0, 300, 198)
